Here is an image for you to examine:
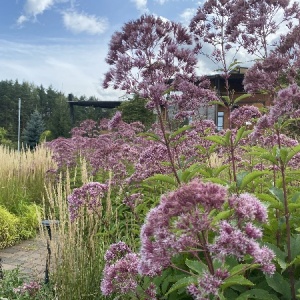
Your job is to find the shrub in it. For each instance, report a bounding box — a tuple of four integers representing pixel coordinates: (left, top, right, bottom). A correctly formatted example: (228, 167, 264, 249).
(0, 206, 20, 249)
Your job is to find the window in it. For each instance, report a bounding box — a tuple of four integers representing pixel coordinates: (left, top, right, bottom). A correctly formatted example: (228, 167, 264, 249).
(217, 111, 224, 131)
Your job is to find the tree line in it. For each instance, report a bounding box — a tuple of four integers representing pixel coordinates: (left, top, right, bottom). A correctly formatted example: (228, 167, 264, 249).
(0, 80, 112, 148)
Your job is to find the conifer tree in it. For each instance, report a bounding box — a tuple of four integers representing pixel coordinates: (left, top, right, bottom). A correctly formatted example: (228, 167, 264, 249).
(22, 110, 45, 149)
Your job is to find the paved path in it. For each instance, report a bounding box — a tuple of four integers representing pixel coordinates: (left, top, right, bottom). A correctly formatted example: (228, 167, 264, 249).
(0, 234, 47, 281)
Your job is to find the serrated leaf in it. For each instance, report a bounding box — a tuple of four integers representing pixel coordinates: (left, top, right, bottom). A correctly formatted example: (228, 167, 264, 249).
(222, 95, 230, 105)
(209, 100, 226, 107)
(260, 153, 278, 165)
(279, 148, 289, 165)
(236, 289, 274, 300)
(221, 275, 254, 289)
(266, 272, 291, 300)
(269, 187, 284, 203)
(169, 125, 191, 140)
(203, 178, 228, 185)
(146, 174, 177, 186)
(240, 171, 268, 190)
(229, 264, 259, 276)
(165, 276, 197, 296)
(213, 165, 228, 176)
(233, 93, 251, 104)
(139, 132, 163, 143)
(234, 126, 247, 146)
(213, 210, 233, 224)
(286, 144, 300, 164)
(224, 130, 231, 145)
(205, 135, 226, 146)
(291, 234, 300, 260)
(185, 259, 207, 275)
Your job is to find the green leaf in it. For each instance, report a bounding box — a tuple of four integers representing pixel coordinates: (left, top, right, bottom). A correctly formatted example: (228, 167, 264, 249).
(256, 193, 282, 209)
(221, 275, 254, 289)
(234, 127, 251, 146)
(239, 171, 268, 190)
(229, 264, 259, 276)
(236, 289, 274, 300)
(222, 95, 230, 105)
(146, 174, 177, 186)
(139, 132, 163, 143)
(169, 125, 191, 141)
(236, 171, 249, 189)
(233, 93, 251, 104)
(185, 259, 207, 275)
(266, 272, 291, 300)
(165, 276, 198, 296)
(213, 165, 228, 177)
(291, 234, 300, 260)
(286, 144, 300, 164)
(263, 242, 287, 271)
(279, 148, 289, 165)
(269, 187, 284, 203)
(260, 153, 278, 165)
(224, 130, 231, 145)
(212, 210, 233, 224)
(203, 178, 228, 185)
(209, 100, 227, 107)
(205, 135, 226, 146)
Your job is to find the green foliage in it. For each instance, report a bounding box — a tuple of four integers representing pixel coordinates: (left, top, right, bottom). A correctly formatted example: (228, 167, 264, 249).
(22, 110, 45, 149)
(117, 95, 156, 128)
(0, 127, 13, 147)
(0, 206, 19, 249)
(0, 268, 55, 300)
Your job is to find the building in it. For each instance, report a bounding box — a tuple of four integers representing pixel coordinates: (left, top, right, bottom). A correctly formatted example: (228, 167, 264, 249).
(207, 67, 271, 130)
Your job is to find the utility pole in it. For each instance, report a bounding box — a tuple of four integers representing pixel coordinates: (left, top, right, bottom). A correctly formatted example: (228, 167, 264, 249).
(18, 98, 21, 151)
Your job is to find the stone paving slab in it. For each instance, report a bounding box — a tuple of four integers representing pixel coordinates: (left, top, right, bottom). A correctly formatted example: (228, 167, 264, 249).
(0, 234, 48, 280)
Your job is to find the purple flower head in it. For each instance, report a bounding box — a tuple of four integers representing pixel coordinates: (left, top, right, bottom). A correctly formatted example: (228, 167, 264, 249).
(187, 268, 229, 299)
(108, 111, 122, 130)
(104, 241, 132, 265)
(229, 193, 268, 223)
(101, 252, 140, 296)
(67, 182, 108, 221)
(138, 180, 227, 276)
(211, 221, 276, 275)
(123, 192, 144, 209)
(13, 281, 41, 296)
(230, 105, 262, 127)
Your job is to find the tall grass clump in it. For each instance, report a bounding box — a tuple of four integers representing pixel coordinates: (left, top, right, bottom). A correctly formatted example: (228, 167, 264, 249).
(41, 161, 135, 300)
(0, 144, 56, 212)
(0, 144, 56, 246)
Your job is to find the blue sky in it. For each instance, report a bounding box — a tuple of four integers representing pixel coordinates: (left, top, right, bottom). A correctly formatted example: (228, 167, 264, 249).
(0, 0, 202, 99)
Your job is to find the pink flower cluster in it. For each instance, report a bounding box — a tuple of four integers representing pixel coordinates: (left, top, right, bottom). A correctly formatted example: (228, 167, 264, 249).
(13, 281, 41, 296)
(67, 182, 107, 221)
(230, 105, 262, 128)
(138, 180, 275, 281)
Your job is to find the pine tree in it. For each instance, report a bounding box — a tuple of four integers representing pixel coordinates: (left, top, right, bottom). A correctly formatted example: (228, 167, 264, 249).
(22, 110, 45, 149)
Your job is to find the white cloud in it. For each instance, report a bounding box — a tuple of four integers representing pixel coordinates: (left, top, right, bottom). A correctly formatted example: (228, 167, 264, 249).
(63, 11, 108, 35)
(17, 0, 67, 25)
(131, 0, 148, 13)
(180, 8, 196, 26)
(0, 39, 123, 99)
(16, 15, 29, 26)
(24, 0, 55, 17)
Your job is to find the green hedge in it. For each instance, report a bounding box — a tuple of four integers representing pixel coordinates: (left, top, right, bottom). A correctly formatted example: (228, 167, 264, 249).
(0, 204, 40, 249)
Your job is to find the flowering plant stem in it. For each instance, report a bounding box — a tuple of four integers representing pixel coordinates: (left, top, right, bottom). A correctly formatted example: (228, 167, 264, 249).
(276, 129, 296, 300)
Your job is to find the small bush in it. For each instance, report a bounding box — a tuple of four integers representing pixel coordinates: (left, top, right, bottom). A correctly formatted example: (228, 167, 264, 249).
(0, 206, 20, 249)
